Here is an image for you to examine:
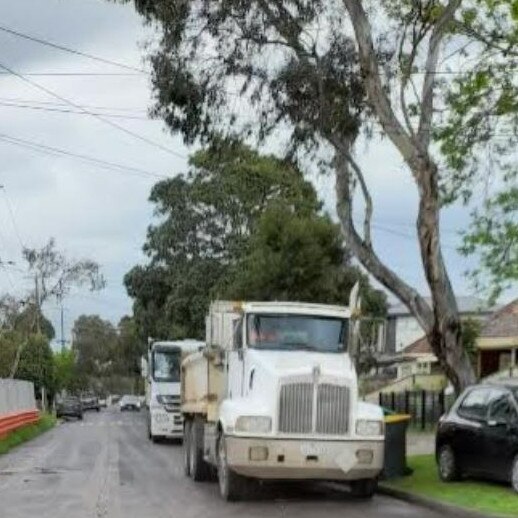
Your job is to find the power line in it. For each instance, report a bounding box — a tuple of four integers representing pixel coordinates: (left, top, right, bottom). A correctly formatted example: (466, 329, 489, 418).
(0, 72, 144, 77)
(0, 60, 187, 159)
(0, 132, 169, 180)
(0, 96, 148, 113)
(0, 100, 151, 120)
(0, 24, 147, 74)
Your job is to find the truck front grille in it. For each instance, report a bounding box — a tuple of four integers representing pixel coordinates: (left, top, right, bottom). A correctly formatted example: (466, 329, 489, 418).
(316, 384, 349, 435)
(278, 382, 349, 435)
(278, 383, 313, 433)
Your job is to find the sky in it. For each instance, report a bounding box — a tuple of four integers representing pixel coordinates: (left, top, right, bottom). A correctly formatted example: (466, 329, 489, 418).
(0, 0, 500, 348)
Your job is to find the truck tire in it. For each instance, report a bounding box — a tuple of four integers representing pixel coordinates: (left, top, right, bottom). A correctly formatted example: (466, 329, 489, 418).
(183, 419, 192, 477)
(350, 478, 377, 499)
(190, 418, 210, 481)
(217, 434, 249, 501)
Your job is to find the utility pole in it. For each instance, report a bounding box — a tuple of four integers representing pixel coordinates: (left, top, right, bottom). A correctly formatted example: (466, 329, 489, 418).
(34, 272, 41, 333)
(60, 304, 66, 352)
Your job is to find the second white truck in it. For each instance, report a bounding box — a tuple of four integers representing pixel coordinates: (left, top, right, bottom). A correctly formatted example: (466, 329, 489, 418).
(181, 301, 385, 500)
(143, 339, 203, 442)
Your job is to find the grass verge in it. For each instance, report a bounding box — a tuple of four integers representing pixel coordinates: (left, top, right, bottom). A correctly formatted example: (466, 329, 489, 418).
(0, 413, 57, 455)
(384, 455, 518, 517)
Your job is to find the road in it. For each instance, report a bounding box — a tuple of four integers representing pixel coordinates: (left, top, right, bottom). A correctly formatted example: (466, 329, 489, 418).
(0, 408, 446, 518)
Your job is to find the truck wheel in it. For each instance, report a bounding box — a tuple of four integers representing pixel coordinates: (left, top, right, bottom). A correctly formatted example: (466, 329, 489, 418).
(190, 418, 210, 481)
(217, 434, 248, 501)
(183, 420, 192, 477)
(350, 478, 377, 499)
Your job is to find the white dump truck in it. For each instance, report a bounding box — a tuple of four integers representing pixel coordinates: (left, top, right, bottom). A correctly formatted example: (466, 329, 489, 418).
(181, 301, 384, 500)
(143, 339, 203, 442)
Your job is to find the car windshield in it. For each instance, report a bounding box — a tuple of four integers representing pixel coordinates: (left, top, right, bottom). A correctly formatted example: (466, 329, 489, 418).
(122, 396, 138, 403)
(247, 314, 348, 353)
(153, 350, 181, 382)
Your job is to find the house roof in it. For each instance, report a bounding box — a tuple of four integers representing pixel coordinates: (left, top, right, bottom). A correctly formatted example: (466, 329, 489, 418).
(479, 299, 518, 339)
(388, 296, 494, 317)
(403, 335, 432, 354)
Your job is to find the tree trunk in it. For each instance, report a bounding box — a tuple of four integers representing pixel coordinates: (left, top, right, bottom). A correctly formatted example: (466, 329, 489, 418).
(416, 161, 476, 393)
(334, 147, 476, 394)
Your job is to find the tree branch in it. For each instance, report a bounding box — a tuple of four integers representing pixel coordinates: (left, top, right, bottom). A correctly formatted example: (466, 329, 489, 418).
(342, 0, 417, 165)
(333, 141, 434, 332)
(418, 0, 462, 148)
(342, 149, 373, 248)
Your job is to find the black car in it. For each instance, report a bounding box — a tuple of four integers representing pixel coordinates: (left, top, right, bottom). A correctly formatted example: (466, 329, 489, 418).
(436, 381, 518, 493)
(56, 396, 83, 420)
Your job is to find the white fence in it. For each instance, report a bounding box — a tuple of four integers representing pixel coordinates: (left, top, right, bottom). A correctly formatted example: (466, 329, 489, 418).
(0, 379, 36, 415)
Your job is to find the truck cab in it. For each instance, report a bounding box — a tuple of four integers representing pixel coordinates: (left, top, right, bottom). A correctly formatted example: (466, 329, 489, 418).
(182, 301, 385, 500)
(143, 340, 203, 442)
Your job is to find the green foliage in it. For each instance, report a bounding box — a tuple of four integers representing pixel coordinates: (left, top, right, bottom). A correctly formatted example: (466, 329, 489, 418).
(53, 348, 83, 393)
(66, 314, 144, 395)
(15, 334, 55, 396)
(72, 315, 117, 379)
(460, 188, 518, 302)
(461, 318, 481, 364)
(387, 455, 518, 517)
(125, 140, 327, 340)
(222, 204, 386, 315)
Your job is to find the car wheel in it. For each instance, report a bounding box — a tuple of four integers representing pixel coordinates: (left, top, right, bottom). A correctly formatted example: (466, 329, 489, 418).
(183, 420, 192, 477)
(511, 455, 518, 493)
(350, 479, 377, 499)
(217, 434, 248, 501)
(438, 444, 461, 482)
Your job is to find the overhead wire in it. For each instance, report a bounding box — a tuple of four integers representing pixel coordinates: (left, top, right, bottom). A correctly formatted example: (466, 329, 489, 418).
(0, 96, 148, 113)
(0, 60, 187, 159)
(0, 132, 169, 180)
(0, 72, 144, 76)
(0, 100, 151, 120)
(0, 24, 147, 74)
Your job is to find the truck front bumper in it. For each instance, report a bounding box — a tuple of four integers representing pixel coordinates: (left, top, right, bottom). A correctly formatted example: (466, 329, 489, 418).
(226, 436, 384, 480)
(149, 408, 183, 438)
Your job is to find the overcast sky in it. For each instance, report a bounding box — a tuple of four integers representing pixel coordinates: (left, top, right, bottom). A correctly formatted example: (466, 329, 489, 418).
(0, 0, 492, 348)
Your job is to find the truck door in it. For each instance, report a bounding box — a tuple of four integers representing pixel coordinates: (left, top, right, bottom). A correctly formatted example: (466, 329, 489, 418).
(227, 317, 245, 399)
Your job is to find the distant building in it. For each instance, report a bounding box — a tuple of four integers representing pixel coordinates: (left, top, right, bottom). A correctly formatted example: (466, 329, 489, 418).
(385, 296, 494, 354)
(477, 299, 518, 378)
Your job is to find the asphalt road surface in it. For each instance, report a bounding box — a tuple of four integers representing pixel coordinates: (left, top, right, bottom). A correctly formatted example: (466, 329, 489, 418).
(0, 408, 447, 518)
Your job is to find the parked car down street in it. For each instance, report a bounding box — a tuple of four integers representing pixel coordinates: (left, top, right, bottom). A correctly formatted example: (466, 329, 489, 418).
(80, 394, 100, 412)
(56, 396, 83, 420)
(436, 380, 518, 493)
(120, 395, 141, 411)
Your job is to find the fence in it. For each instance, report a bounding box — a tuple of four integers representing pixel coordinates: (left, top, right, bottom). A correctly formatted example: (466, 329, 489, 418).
(379, 389, 456, 429)
(0, 379, 36, 415)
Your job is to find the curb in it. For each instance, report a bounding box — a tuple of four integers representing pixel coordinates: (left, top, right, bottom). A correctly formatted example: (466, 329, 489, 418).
(378, 484, 510, 518)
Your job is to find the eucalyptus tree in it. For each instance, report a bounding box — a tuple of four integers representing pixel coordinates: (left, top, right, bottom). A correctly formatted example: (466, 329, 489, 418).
(121, 0, 518, 391)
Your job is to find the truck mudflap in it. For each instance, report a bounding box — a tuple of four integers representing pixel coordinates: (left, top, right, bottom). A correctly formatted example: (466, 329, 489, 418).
(224, 436, 384, 480)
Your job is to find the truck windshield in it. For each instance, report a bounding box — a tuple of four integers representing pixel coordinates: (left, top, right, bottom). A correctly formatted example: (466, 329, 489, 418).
(247, 314, 348, 353)
(152, 350, 181, 382)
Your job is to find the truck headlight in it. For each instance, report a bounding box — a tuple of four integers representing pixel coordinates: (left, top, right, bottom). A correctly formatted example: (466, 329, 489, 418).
(356, 419, 384, 437)
(235, 416, 272, 433)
